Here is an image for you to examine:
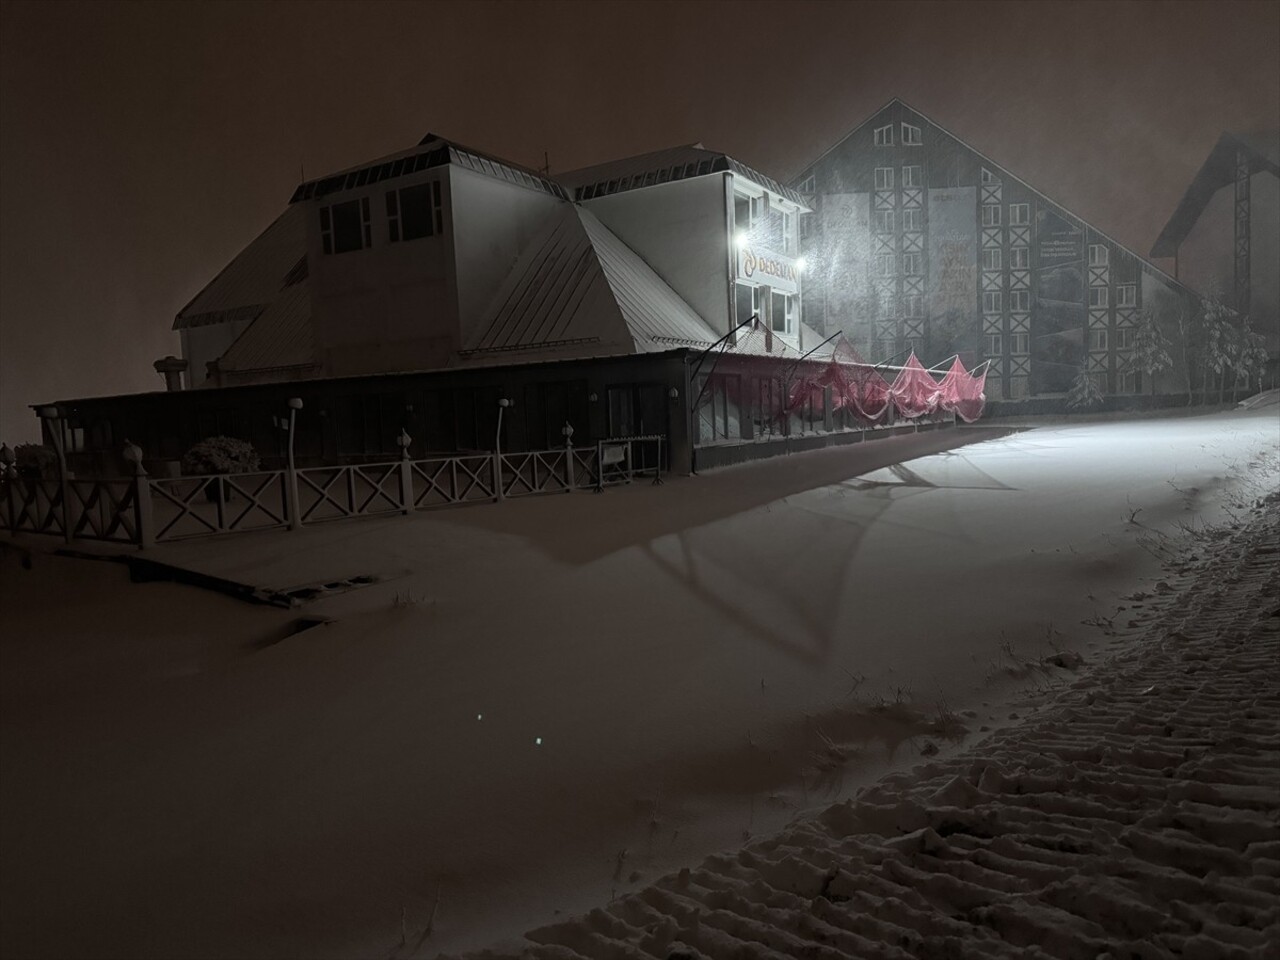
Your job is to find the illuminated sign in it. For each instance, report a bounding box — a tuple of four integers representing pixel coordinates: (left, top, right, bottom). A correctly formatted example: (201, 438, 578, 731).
(736, 243, 799, 295)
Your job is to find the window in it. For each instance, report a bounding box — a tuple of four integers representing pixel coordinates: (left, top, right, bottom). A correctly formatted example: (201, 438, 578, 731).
(982, 247, 1002, 271)
(734, 193, 751, 232)
(873, 209, 894, 233)
(1117, 284, 1137, 307)
(985, 333, 1003, 355)
(321, 197, 371, 255)
(901, 209, 921, 232)
(800, 212, 812, 240)
(1010, 247, 1029, 269)
(904, 294, 924, 318)
(386, 181, 442, 243)
(902, 165, 922, 188)
(1089, 244, 1108, 266)
(1089, 286, 1109, 308)
(901, 123, 922, 145)
(902, 252, 922, 275)
(735, 281, 760, 324)
(1011, 332, 1030, 354)
(783, 210, 795, 254)
(1010, 290, 1030, 311)
(797, 173, 815, 193)
(771, 290, 793, 333)
(1115, 327, 1134, 349)
(982, 204, 1001, 226)
(983, 291, 1002, 314)
(1089, 328, 1109, 351)
(876, 253, 896, 276)
(1009, 203, 1030, 225)
(874, 124, 893, 146)
(875, 167, 894, 190)
(981, 167, 1000, 184)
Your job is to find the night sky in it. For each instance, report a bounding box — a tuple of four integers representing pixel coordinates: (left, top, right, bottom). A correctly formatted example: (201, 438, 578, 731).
(1, 0, 1276, 443)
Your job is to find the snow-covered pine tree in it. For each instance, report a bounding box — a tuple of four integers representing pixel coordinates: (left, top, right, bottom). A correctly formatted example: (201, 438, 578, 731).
(1200, 285, 1237, 404)
(1235, 316, 1270, 393)
(1067, 367, 1105, 410)
(1127, 305, 1174, 395)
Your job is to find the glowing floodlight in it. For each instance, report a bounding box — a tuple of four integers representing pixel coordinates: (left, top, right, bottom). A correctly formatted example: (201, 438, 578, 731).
(795, 256, 807, 273)
(734, 231, 749, 249)
(535, 737, 543, 746)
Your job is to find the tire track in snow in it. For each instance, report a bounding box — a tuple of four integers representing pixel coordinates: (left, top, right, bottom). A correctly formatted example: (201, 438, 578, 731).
(471, 503, 1280, 959)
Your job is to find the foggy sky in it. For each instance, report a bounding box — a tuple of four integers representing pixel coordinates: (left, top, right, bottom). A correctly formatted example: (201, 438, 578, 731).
(1, 0, 1276, 443)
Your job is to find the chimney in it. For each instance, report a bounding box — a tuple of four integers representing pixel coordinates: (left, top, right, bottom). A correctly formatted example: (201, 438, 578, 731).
(153, 355, 188, 392)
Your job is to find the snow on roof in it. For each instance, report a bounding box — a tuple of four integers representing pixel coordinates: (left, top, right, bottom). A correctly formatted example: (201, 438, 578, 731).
(174, 206, 306, 330)
(558, 144, 810, 210)
(460, 205, 719, 363)
(217, 280, 317, 373)
(1151, 130, 1280, 258)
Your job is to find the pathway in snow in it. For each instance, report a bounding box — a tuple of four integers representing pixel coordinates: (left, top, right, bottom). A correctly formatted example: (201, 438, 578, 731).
(477, 500, 1280, 959)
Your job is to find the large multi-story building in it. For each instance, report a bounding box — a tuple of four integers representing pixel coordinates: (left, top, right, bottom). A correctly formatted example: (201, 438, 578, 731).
(1150, 131, 1279, 383)
(792, 99, 1196, 400)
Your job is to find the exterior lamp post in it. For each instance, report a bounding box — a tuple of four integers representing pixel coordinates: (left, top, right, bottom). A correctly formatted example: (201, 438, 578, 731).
(396, 428, 414, 514)
(285, 398, 303, 530)
(494, 398, 512, 501)
(36, 405, 71, 544)
(561, 421, 574, 493)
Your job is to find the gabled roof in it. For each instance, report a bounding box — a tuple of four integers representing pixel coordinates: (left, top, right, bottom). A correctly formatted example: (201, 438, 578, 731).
(1151, 130, 1280, 258)
(217, 281, 317, 373)
(460, 205, 719, 363)
(288, 134, 567, 204)
(174, 206, 306, 330)
(559, 144, 810, 210)
(796, 97, 1192, 294)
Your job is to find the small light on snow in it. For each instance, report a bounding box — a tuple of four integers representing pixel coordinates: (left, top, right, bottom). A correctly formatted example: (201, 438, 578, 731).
(535, 737, 542, 745)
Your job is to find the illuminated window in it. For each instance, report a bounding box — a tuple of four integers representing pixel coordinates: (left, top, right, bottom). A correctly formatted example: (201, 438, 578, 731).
(771, 290, 794, 333)
(1010, 247, 1029, 269)
(1089, 328, 1109, 350)
(386, 181, 442, 243)
(735, 281, 760, 324)
(982, 247, 1002, 271)
(874, 124, 893, 146)
(1117, 284, 1137, 307)
(902, 165, 922, 188)
(983, 291, 1002, 314)
(903, 252, 922, 275)
(875, 167, 894, 190)
(902, 209, 921, 231)
(985, 333, 1003, 355)
(1011, 332, 1030, 354)
(1010, 290, 1030, 311)
(1089, 244, 1109, 266)
(321, 197, 371, 255)
(1089, 286, 1109, 308)
(982, 204, 1001, 226)
(1010, 203, 1030, 225)
(873, 210, 894, 233)
(901, 123, 922, 145)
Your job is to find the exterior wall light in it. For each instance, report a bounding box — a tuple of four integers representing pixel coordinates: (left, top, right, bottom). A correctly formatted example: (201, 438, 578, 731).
(287, 397, 304, 410)
(668, 387, 680, 400)
(734, 231, 749, 249)
(122, 439, 145, 475)
(795, 256, 807, 273)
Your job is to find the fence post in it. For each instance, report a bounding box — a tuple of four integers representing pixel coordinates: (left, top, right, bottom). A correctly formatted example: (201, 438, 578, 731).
(37, 407, 72, 544)
(397, 429, 413, 514)
(286, 398, 303, 531)
(0, 444, 15, 532)
(123, 441, 152, 549)
(494, 398, 510, 502)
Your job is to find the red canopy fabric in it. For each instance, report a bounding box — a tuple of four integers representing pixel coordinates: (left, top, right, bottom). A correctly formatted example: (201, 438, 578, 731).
(888, 352, 941, 419)
(936, 356, 987, 422)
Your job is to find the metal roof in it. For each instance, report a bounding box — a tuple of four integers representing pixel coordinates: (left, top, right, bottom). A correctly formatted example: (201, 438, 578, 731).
(558, 144, 810, 210)
(1151, 131, 1280, 258)
(289, 136, 567, 204)
(174, 206, 307, 330)
(217, 281, 317, 373)
(462, 205, 720, 362)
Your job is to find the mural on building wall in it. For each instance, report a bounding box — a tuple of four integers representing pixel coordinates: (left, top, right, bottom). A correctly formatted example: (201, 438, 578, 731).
(927, 187, 978, 355)
(821, 193, 871, 335)
(1034, 207, 1085, 393)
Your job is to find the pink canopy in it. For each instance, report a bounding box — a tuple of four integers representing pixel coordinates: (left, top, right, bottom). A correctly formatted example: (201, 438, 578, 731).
(936, 356, 988, 423)
(888, 352, 941, 419)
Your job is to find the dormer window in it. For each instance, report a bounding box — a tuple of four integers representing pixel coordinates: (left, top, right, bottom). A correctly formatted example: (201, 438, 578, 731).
(321, 197, 371, 255)
(387, 181, 443, 242)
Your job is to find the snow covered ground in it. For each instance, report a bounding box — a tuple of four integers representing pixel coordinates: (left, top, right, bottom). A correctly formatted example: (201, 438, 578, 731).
(1, 409, 1276, 958)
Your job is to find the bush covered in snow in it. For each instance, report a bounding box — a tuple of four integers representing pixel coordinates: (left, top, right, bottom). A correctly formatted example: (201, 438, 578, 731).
(181, 436, 261, 476)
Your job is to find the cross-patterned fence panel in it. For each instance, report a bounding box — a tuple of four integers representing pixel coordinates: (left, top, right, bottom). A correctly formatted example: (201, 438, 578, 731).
(297, 463, 404, 523)
(411, 454, 497, 509)
(569, 447, 601, 490)
(0, 479, 65, 536)
(150, 471, 289, 542)
(499, 450, 573, 497)
(67, 478, 139, 543)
